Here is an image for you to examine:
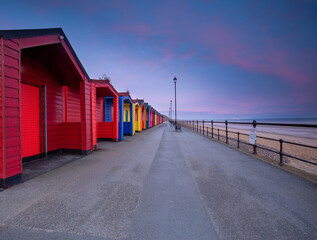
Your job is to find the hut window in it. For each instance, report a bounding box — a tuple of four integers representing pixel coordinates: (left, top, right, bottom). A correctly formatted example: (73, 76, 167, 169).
(135, 109, 138, 121)
(125, 110, 128, 122)
(63, 86, 67, 122)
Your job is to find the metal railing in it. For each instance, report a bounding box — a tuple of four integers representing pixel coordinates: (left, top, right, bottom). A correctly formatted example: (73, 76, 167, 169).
(179, 120, 317, 167)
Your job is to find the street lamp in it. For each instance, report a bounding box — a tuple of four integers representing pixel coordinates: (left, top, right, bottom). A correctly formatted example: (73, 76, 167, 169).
(170, 100, 172, 123)
(173, 76, 177, 129)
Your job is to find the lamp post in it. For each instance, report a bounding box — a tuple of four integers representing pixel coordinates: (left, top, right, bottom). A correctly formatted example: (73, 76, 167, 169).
(170, 100, 172, 123)
(173, 76, 177, 129)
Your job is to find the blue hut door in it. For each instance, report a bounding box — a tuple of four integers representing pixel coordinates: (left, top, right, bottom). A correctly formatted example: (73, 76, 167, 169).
(104, 97, 113, 122)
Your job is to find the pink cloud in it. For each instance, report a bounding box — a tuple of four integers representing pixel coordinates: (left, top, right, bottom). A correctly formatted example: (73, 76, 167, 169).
(199, 23, 312, 88)
(180, 50, 196, 60)
(112, 22, 153, 41)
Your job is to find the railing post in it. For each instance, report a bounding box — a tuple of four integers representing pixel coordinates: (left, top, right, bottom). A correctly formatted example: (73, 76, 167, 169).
(207, 127, 209, 137)
(237, 132, 240, 148)
(211, 120, 213, 138)
(252, 120, 257, 154)
(279, 139, 284, 166)
(203, 120, 205, 135)
(217, 129, 219, 140)
(197, 120, 198, 132)
(225, 120, 228, 144)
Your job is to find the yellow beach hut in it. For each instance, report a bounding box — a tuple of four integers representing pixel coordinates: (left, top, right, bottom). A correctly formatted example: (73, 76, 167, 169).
(133, 100, 142, 132)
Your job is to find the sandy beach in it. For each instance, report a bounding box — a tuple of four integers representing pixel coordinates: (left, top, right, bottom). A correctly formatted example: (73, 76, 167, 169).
(188, 122, 317, 176)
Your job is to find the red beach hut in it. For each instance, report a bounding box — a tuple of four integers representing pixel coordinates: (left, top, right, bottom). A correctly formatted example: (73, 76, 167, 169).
(90, 79, 119, 147)
(0, 28, 92, 188)
(150, 106, 154, 127)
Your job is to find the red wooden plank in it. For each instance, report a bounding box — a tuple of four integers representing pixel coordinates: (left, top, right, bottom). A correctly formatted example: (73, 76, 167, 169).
(6, 136, 20, 148)
(6, 146, 20, 158)
(8, 38, 19, 45)
(62, 143, 81, 149)
(5, 55, 19, 69)
(4, 77, 19, 89)
(5, 127, 20, 138)
(6, 165, 22, 178)
(4, 66, 19, 79)
(4, 98, 19, 108)
(5, 87, 19, 99)
(4, 46, 19, 59)
(5, 39, 19, 50)
(20, 35, 59, 49)
(6, 155, 20, 166)
(5, 117, 19, 127)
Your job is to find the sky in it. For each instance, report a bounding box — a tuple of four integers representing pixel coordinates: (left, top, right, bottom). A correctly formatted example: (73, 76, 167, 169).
(1, 0, 316, 120)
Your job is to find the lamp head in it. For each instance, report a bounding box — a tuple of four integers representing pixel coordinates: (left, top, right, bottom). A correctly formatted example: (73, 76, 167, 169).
(173, 76, 177, 83)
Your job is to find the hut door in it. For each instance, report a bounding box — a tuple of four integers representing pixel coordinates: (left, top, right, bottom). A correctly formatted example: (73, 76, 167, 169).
(125, 110, 128, 122)
(21, 83, 40, 158)
(104, 98, 113, 122)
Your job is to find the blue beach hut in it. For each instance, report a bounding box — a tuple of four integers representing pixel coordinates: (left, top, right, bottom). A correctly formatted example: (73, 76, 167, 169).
(145, 103, 149, 129)
(119, 92, 133, 140)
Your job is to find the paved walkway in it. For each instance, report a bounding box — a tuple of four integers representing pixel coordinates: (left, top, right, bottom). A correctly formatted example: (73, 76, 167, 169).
(0, 122, 316, 240)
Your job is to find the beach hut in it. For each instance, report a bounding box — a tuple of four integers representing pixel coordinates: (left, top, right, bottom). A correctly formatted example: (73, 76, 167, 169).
(145, 103, 149, 129)
(90, 79, 119, 146)
(138, 99, 146, 130)
(133, 100, 141, 132)
(0, 28, 92, 188)
(150, 107, 154, 127)
(118, 92, 133, 139)
(155, 110, 158, 126)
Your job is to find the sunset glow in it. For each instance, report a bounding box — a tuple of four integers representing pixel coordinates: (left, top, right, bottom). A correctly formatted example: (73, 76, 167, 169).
(1, 0, 316, 119)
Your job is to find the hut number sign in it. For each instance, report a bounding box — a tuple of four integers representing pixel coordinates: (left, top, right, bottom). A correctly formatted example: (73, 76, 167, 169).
(249, 127, 256, 145)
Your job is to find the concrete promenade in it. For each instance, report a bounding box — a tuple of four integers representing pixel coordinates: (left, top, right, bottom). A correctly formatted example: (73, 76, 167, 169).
(0, 122, 316, 240)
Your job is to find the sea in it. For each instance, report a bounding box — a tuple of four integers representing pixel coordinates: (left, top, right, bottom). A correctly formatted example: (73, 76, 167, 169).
(208, 118, 317, 139)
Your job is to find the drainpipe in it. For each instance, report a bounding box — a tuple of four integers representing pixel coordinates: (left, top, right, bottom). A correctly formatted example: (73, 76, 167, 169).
(43, 85, 47, 157)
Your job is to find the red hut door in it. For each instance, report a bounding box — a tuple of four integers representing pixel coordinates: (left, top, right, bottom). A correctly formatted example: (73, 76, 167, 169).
(21, 83, 40, 158)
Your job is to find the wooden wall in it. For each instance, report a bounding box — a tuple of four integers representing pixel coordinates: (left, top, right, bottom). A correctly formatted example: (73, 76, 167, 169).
(112, 96, 118, 140)
(60, 122, 81, 149)
(90, 83, 96, 148)
(96, 95, 104, 123)
(0, 37, 3, 180)
(97, 122, 113, 138)
(80, 81, 91, 152)
(0, 38, 21, 179)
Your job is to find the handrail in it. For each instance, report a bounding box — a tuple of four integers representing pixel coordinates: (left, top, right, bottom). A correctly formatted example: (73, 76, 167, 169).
(178, 120, 317, 167)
